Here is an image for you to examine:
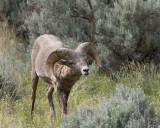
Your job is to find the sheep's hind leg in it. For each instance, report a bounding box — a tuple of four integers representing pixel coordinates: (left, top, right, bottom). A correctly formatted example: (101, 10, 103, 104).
(31, 69, 39, 115)
(47, 85, 56, 117)
(56, 88, 70, 115)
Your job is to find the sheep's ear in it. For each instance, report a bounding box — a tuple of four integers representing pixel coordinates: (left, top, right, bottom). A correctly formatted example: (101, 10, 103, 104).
(76, 42, 104, 71)
(46, 48, 73, 65)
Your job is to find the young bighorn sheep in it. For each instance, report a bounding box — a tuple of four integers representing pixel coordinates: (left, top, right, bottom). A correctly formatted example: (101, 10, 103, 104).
(31, 34, 103, 116)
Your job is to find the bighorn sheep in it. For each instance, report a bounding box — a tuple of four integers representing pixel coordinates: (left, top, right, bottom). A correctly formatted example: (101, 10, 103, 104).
(31, 34, 103, 116)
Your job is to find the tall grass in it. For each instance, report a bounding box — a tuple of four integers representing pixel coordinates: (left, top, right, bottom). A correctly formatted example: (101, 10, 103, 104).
(1, 64, 160, 127)
(0, 23, 29, 62)
(0, 23, 25, 100)
(115, 62, 160, 112)
(0, 24, 160, 127)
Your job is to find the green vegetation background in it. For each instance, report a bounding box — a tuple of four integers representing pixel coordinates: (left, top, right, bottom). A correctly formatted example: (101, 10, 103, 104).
(1, 25, 160, 127)
(1, 0, 160, 127)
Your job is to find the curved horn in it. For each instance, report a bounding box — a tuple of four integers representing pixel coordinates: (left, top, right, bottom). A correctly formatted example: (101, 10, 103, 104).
(76, 42, 104, 71)
(46, 48, 74, 65)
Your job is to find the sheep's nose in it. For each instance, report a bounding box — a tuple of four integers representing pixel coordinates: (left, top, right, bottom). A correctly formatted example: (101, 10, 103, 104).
(81, 67, 89, 75)
(83, 69, 89, 72)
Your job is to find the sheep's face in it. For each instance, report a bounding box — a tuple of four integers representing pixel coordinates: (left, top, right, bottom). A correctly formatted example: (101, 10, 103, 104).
(59, 53, 90, 76)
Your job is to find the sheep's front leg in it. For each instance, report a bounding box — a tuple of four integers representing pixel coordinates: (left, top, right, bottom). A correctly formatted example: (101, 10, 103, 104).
(31, 70, 39, 115)
(46, 85, 56, 116)
(56, 88, 70, 115)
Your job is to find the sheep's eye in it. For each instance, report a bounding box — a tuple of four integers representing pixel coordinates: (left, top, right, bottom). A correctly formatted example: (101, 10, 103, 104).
(69, 62, 75, 66)
(67, 60, 75, 66)
(71, 63, 75, 66)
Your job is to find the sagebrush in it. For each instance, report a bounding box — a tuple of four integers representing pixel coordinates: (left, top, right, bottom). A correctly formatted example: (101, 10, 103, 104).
(61, 84, 160, 128)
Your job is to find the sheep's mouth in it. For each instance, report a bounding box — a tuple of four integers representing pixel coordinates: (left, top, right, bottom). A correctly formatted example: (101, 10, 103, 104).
(83, 72, 89, 76)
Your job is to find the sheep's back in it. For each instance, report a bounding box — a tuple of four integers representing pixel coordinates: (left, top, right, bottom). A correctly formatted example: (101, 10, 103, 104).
(32, 34, 68, 77)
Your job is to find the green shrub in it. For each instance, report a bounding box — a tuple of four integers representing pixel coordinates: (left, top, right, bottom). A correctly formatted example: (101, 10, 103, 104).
(0, 0, 26, 26)
(0, 23, 29, 100)
(20, 0, 160, 70)
(2, 0, 160, 70)
(96, 0, 160, 69)
(61, 84, 160, 128)
(0, 53, 21, 100)
(20, 0, 93, 44)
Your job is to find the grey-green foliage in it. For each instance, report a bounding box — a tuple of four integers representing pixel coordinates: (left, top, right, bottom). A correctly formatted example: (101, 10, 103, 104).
(20, 0, 160, 69)
(20, 0, 115, 43)
(61, 84, 160, 128)
(0, 52, 23, 100)
(20, 0, 113, 68)
(0, 0, 25, 26)
(21, 0, 95, 44)
(96, 0, 160, 69)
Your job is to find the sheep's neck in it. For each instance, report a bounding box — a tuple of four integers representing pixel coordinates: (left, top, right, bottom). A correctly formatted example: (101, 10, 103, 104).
(53, 64, 81, 89)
